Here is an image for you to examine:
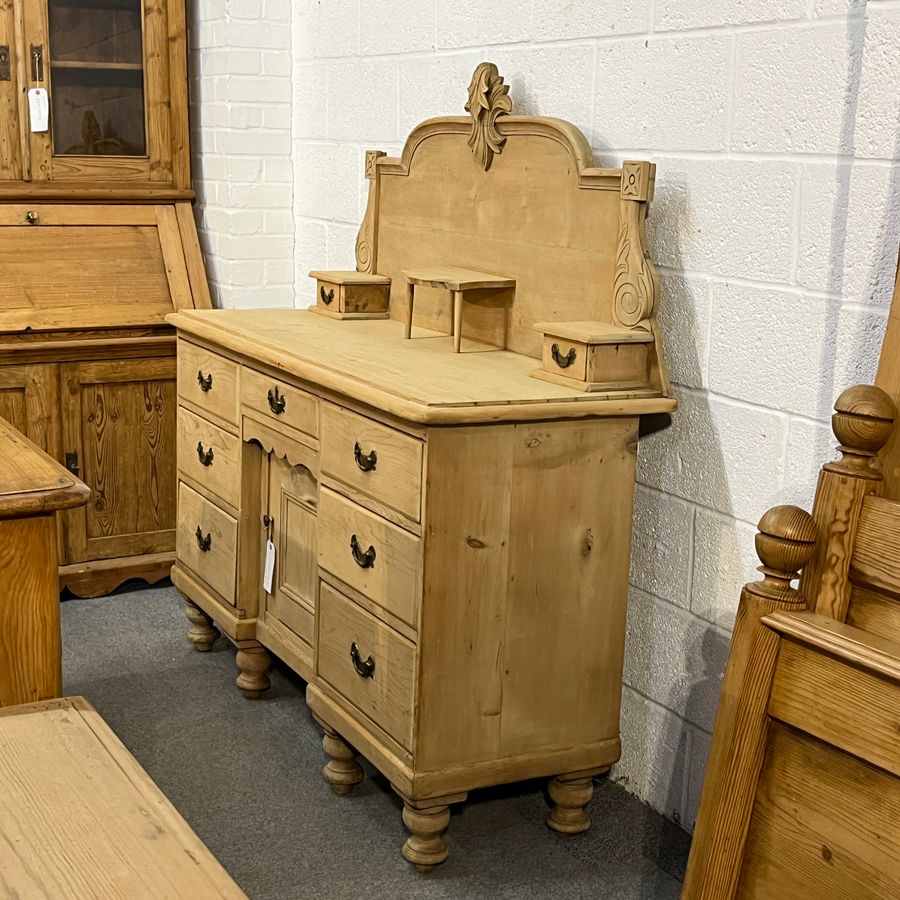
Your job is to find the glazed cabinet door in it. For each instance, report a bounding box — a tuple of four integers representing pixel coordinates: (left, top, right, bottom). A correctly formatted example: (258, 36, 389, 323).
(0, 363, 59, 454)
(61, 357, 176, 563)
(17, 0, 186, 186)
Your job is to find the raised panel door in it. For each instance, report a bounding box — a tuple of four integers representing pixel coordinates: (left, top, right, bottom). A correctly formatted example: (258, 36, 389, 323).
(61, 356, 176, 563)
(0, 363, 59, 454)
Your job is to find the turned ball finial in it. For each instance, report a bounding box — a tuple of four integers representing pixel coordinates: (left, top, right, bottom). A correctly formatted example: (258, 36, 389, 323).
(751, 505, 817, 601)
(829, 385, 895, 476)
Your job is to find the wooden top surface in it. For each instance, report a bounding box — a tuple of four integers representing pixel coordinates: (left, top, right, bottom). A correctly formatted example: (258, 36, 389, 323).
(0, 417, 90, 517)
(309, 269, 391, 285)
(401, 267, 516, 291)
(0, 697, 247, 899)
(533, 321, 655, 344)
(168, 309, 676, 424)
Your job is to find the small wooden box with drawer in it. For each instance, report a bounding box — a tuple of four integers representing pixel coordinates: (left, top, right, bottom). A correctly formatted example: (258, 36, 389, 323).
(309, 271, 391, 320)
(531, 321, 655, 393)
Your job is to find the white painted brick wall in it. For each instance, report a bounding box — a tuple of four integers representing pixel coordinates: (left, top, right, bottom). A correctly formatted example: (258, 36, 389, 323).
(188, 0, 294, 308)
(191, 0, 900, 832)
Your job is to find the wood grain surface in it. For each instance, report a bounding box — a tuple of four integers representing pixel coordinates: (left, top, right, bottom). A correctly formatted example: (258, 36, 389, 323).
(0, 697, 246, 898)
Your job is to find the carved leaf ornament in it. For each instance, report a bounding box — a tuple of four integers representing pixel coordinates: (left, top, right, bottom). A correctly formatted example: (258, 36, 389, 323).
(465, 62, 512, 170)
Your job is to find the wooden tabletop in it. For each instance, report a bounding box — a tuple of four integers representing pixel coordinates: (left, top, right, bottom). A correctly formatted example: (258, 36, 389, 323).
(0, 697, 247, 899)
(168, 309, 676, 424)
(401, 266, 516, 291)
(0, 416, 90, 517)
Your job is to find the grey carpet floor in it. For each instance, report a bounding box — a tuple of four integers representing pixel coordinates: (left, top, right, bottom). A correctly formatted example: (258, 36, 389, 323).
(60, 583, 690, 899)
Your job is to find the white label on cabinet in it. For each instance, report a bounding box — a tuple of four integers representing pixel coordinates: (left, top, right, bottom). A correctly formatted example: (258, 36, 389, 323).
(28, 88, 49, 132)
(263, 539, 275, 593)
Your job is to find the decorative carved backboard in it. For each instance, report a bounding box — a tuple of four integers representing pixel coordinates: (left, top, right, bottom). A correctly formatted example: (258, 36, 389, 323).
(354, 62, 660, 359)
(877, 248, 900, 497)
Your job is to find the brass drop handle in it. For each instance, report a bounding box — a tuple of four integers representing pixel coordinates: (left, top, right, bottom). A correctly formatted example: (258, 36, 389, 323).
(267, 386, 286, 414)
(350, 642, 375, 679)
(353, 441, 377, 472)
(320, 286, 334, 305)
(551, 343, 577, 369)
(195, 526, 212, 552)
(350, 534, 376, 569)
(197, 370, 213, 392)
(196, 441, 214, 467)
(25, 210, 39, 225)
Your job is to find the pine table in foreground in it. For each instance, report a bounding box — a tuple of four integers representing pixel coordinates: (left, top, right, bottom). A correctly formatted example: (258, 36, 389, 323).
(0, 697, 246, 899)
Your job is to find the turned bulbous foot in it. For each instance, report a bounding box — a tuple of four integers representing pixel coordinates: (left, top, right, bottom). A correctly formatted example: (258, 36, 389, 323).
(401, 803, 451, 872)
(546, 774, 595, 834)
(320, 724, 363, 795)
(185, 602, 219, 652)
(235, 642, 271, 698)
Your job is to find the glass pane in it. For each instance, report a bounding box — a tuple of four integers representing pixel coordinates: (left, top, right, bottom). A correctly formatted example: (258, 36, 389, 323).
(47, 0, 146, 156)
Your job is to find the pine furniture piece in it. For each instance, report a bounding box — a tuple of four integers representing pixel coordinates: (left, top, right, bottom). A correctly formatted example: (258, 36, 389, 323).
(0, 416, 89, 707)
(0, 0, 210, 598)
(0, 696, 246, 898)
(170, 62, 674, 870)
(682, 248, 900, 898)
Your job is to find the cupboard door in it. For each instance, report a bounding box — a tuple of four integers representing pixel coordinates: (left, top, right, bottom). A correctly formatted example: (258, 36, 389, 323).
(262, 452, 318, 671)
(0, 364, 59, 454)
(61, 357, 176, 563)
(22, 0, 185, 186)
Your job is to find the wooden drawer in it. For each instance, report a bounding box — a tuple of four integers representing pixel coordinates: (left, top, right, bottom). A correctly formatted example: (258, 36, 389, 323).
(317, 582, 416, 750)
(541, 337, 587, 382)
(321, 405, 423, 522)
(178, 341, 240, 427)
(176, 482, 238, 606)
(177, 407, 241, 508)
(241, 367, 318, 440)
(309, 271, 391, 319)
(318, 488, 420, 629)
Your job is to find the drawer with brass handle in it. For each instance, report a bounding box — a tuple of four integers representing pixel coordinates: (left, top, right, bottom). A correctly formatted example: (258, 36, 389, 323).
(317, 581, 416, 750)
(177, 406, 241, 508)
(321, 404, 423, 522)
(177, 340, 240, 427)
(317, 487, 420, 629)
(241, 367, 318, 439)
(176, 482, 238, 606)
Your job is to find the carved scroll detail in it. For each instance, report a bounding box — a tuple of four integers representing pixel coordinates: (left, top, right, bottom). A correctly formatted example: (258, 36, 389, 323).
(356, 150, 385, 274)
(614, 161, 659, 327)
(465, 62, 512, 171)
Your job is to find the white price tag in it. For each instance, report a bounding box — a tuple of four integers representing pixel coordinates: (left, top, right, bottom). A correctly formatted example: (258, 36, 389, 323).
(28, 88, 49, 133)
(263, 538, 275, 593)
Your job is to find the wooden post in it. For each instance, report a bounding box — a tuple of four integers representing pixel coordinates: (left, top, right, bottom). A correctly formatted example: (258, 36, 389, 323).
(681, 505, 817, 900)
(798, 385, 895, 621)
(404, 281, 415, 339)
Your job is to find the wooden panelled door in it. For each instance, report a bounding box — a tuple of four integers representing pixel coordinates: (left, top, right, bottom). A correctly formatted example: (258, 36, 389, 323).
(61, 358, 177, 563)
(0, 364, 59, 453)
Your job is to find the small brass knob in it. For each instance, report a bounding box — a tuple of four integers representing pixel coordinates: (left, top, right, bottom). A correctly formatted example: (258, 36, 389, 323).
(25, 210, 39, 225)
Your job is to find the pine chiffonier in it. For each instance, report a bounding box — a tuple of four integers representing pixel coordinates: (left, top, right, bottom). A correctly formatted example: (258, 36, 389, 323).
(170, 64, 675, 870)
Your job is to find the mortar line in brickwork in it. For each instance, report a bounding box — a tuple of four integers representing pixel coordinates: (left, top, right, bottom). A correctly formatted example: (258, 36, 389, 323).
(789, 164, 803, 284)
(621, 682, 717, 738)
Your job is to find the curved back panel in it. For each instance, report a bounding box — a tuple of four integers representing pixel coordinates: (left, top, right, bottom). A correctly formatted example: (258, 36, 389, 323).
(354, 64, 658, 359)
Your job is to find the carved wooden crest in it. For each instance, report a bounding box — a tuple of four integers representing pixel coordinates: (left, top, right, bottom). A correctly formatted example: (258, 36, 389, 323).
(465, 62, 512, 171)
